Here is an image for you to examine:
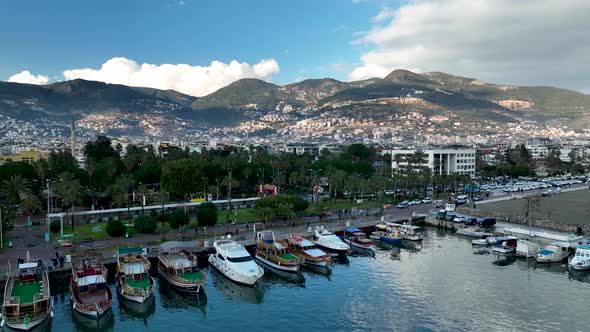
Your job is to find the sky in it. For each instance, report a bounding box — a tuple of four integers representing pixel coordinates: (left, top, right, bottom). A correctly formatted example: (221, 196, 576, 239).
(1, 0, 589, 96)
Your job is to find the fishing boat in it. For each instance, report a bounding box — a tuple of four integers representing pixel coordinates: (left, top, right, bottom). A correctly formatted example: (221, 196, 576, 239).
(515, 240, 541, 258)
(309, 225, 350, 256)
(116, 247, 155, 303)
(342, 227, 375, 253)
(158, 242, 206, 294)
(285, 235, 331, 267)
(569, 244, 590, 271)
(536, 242, 573, 263)
(70, 254, 113, 321)
(396, 223, 425, 241)
(208, 239, 264, 286)
(255, 231, 300, 273)
(372, 223, 404, 245)
(2, 255, 52, 331)
(492, 236, 518, 254)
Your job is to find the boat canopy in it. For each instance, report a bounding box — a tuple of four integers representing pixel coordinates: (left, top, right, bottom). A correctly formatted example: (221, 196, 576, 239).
(345, 227, 362, 233)
(78, 274, 106, 286)
(118, 247, 143, 255)
(538, 249, 555, 255)
(578, 244, 590, 250)
(18, 262, 38, 269)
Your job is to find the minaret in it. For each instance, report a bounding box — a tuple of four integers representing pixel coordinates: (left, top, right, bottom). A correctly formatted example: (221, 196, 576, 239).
(70, 119, 76, 157)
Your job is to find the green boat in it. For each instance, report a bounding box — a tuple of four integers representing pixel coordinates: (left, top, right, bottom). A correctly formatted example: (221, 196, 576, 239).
(116, 247, 155, 303)
(2, 257, 52, 330)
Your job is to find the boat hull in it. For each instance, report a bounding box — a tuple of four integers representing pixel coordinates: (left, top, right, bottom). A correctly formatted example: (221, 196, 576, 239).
(157, 266, 204, 294)
(493, 248, 515, 254)
(255, 255, 300, 273)
(208, 256, 262, 286)
(2, 311, 51, 331)
(378, 236, 404, 245)
(313, 243, 348, 257)
(117, 276, 155, 304)
(570, 263, 590, 271)
(536, 255, 568, 264)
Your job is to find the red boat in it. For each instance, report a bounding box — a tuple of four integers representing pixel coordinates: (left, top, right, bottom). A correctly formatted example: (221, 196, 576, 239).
(70, 254, 114, 321)
(342, 227, 375, 253)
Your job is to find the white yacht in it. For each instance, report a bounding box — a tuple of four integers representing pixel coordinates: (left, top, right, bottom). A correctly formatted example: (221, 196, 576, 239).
(536, 242, 573, 263)
(492, 237, 518, 254)
(569, 244, 590, 271)
(208, 239, 264, 286)
(391, 223, 425, 241)
(515, 240, 541, 258)
(309, 225, 349, 256)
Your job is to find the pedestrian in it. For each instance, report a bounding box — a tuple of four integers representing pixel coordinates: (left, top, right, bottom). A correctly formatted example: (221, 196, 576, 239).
(59, 255, 64, 268)
(235, 228, 239, 235)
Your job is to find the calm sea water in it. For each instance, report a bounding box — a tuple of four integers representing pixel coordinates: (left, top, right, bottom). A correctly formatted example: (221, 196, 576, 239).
(40, 229, 590, 332)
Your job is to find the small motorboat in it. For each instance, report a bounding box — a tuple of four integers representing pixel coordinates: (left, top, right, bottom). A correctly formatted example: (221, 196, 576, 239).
(285, 235, 331, 267)
(342, 227, 375, 253)
(471, 239, 487, 246)
(255, 231, 300, 273)
(208, 239, 264, 286)
(492, 237, 518, 254)
(536, 242, 573, 263)
(569, 244, 590, 271)
(308, 226, 350, 256)
(515, 239, 541, 258)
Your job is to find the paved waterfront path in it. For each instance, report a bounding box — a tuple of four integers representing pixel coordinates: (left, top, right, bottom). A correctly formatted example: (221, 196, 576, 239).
(0, 204, 432, 264)
(476, 183, 588, 205)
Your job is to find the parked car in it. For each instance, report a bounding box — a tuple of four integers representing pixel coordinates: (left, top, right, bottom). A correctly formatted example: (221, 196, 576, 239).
(409, 199, 422, 205)
(422, 197, 432, 203)
(473, 196, 484, 201)
(478, 217, 496, 226)
(445, 214, 457, 222)
(436, 210, 447, 220)
(463, 217, 478, 225)
(453, 216, 462, 223)
(397, 201, 409, 209)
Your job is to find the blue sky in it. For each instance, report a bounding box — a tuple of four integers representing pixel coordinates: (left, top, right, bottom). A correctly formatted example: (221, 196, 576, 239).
(1, 0, 389, 85)
(2, 0, 589, 95)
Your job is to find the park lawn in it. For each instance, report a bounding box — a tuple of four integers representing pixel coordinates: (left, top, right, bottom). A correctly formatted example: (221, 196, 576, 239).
(215, 208, 259, 224)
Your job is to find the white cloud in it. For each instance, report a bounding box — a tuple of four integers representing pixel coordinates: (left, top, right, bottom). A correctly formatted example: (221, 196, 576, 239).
(7, 70, 49, 85)
(62, 57, 280, 97)
(350, 0, 590, 92)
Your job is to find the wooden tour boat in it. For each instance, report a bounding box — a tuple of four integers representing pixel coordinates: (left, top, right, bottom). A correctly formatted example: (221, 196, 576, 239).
(70, 254, 113, 321)
(255, 231, 300, 273)
(284, 235, 331, 267)
(116, 247, 155, 303)
(2, 254, 52, 331)
(158, 242, 206, 294)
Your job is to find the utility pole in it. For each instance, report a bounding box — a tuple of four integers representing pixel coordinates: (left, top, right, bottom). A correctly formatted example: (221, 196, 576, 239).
(0, 206, 3, 250)
(46, 180, 51, 239)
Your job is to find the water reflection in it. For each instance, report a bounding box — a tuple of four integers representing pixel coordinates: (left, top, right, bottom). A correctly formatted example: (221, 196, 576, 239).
(568, 269, 590, 283)
(158, 282, 207, 313)
(118, 292, 156, 320)
(209, 267, 264, 303)
(302, 264, 332, 280)
(259, 265, 305, 286)
(492, 254, 516, 267)
(72, 307, 115, 332)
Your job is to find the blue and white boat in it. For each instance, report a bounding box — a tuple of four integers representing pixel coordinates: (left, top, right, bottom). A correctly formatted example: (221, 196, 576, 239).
(371, 223, 404, 245)
(569, 244, 590, 271)
(536, 242, 572, 263)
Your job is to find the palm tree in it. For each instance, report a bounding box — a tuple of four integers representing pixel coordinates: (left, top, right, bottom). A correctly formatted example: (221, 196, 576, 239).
(412, 149, 428, 173)
(254, 206, 275, 224)
(55, 172, 82, 232)
(0, 175, 42, 221)
(274, 202, 295, 220)
(108, 174, 133, 219)
(393, 154, 405, 174)
(32, 160, 48, 187)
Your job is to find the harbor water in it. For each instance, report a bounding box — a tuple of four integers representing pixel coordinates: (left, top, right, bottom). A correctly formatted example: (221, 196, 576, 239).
(37, 228, 590, 331)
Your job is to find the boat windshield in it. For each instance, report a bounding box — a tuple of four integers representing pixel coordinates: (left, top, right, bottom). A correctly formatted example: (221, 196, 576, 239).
(227, 255, 253, 263)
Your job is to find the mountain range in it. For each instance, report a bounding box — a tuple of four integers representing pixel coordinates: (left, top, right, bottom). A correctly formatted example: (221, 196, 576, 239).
(1, 69, 590, 135)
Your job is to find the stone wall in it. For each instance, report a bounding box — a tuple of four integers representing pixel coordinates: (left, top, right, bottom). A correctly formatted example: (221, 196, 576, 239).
(457, 206, 588, 234)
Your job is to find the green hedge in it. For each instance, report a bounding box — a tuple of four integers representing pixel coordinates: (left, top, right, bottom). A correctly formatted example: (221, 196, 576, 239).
(134, 215, 158, 234)
(254, 194, 309, 212)
(106, 220, 127, 237)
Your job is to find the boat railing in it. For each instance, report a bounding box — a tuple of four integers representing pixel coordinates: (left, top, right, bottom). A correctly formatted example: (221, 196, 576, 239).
(7, 296, 20, 305)
(2, 307, 50, 324)
(122, 282, 154, 297)
(168, 272, 205, 285)
(76, 298, 113, 314)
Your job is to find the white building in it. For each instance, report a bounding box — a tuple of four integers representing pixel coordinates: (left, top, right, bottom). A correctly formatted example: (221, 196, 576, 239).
(525, 145, 549, 160)
(386, 148, 476, 178)
(283, 143, 320, 155)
